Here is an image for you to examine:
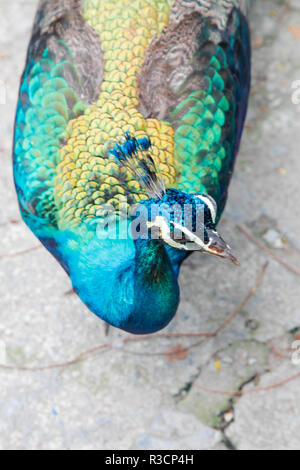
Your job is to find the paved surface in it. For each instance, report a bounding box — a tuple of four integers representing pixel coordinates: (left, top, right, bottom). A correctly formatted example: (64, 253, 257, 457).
(0, 0, 300, 450)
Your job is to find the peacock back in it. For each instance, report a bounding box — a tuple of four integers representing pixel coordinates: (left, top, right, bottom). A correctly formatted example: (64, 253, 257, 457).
(13, 0, 251, 250)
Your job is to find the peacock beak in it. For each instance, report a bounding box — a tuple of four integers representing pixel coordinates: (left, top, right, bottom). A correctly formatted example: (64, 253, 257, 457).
(202, 228, 240, 266)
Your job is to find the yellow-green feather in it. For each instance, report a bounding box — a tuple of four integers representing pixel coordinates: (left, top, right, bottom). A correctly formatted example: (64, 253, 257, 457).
(55, 0, 177, 230)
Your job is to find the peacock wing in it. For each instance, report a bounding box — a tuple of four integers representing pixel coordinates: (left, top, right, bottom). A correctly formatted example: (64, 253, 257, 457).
(13, 0, 103, 237)
(138, 1, 251, 220)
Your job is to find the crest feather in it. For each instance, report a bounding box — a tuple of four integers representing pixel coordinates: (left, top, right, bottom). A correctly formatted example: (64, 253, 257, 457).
(109, 133, 166, 199)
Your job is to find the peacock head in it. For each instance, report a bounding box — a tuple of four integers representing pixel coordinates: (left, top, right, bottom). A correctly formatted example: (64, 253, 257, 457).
(110, 133, 239, 265)
(134, 188, 239, 265)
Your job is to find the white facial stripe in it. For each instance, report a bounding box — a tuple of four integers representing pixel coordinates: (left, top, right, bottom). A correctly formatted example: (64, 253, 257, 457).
(195, 195, 217, 223)
(148, 217, 202, 251)
(147, 216, 186, 250)
(171, 221, 206, 249)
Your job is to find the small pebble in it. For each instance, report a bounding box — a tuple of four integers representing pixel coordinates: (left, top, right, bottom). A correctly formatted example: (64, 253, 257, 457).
(263, 229, 284, 249)
(222, 356, 233, 365)
(245, 319, 260, 331)
(223, 411, 234, 423)
(248, 358, 257, 366)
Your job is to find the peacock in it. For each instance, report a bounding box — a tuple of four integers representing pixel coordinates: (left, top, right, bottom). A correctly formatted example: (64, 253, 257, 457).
(13, 0, 251, 334)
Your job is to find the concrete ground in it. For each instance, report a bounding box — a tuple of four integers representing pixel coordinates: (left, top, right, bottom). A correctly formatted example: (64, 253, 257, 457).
(0, 0, 300, 450)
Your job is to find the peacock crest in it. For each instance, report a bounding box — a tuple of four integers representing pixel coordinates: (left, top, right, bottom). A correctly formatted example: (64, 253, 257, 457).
(109, 133, 166, 200)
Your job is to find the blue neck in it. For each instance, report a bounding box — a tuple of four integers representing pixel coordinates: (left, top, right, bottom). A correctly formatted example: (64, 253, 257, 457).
(60, 230, 184, 334)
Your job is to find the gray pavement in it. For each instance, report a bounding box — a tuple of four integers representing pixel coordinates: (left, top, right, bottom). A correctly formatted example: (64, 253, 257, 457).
(0, 0, 300, 450)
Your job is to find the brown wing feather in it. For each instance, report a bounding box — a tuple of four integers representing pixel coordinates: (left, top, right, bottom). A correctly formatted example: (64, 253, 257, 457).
(138, 12, 205, 122)
(28, 0, 104, 105)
